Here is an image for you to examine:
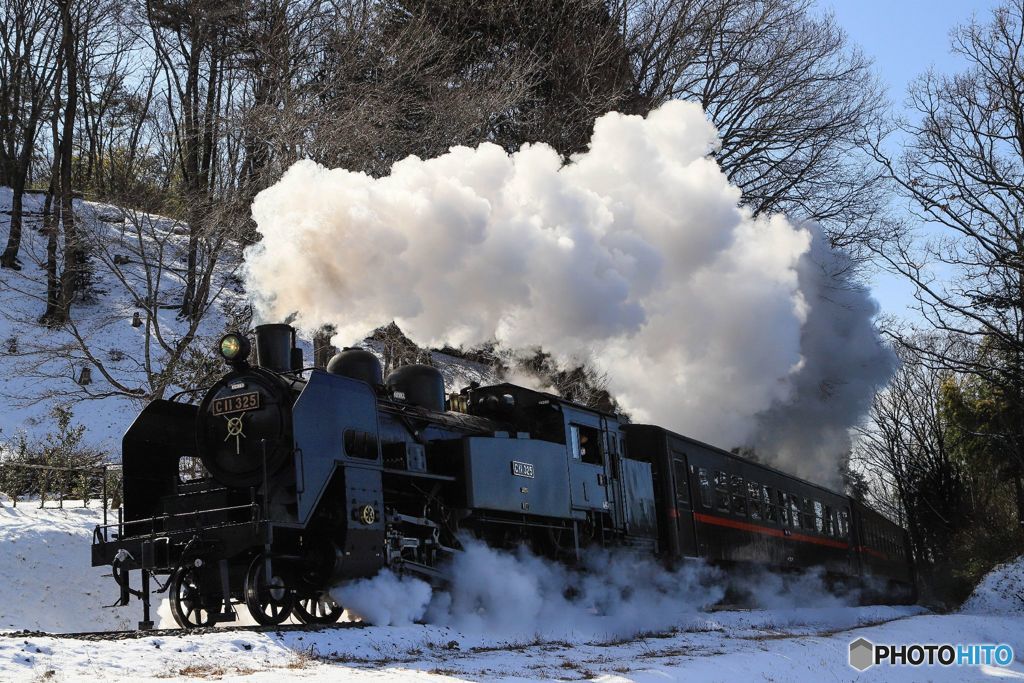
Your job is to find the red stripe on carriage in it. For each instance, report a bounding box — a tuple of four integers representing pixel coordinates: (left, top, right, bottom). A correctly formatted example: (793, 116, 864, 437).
(692, 511, 851, 550)
(857, 546, 890, 560)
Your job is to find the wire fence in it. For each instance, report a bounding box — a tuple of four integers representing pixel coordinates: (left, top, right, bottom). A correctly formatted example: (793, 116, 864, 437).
(0, 461, 122, 510)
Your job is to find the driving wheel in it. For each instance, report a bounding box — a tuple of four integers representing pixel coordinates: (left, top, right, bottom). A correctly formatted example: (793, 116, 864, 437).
(244, 554, 293, 625)
(169, 565, 222, 629)
(293, 591, 343, 624)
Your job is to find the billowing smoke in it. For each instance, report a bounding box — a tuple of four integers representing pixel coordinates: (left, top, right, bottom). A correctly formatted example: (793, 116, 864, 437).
(331, 540, 858, 638)
(751, 229, 896, 482)
(333, 540, 725, 639)
(244, 100, 892, 484)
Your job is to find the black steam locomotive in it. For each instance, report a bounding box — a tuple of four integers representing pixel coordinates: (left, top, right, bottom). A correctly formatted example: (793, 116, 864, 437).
(92, 324, 916, 629)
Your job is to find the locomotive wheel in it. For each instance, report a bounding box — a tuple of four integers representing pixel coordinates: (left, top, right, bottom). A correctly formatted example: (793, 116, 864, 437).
(244, 554, 294, 625)
(293, 591, 343, 625)
(169, 566, 222, 629)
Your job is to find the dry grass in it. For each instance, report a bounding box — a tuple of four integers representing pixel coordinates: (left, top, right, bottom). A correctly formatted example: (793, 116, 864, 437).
(176, 663, 226, 678)
(170, 662, 259, 679)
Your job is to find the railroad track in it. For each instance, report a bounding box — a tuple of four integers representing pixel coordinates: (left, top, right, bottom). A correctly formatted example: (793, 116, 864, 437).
(0, 620, 368, 642)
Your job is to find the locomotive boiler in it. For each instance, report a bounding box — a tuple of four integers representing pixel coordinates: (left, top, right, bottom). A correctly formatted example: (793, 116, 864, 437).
(92, 324, 915, 629)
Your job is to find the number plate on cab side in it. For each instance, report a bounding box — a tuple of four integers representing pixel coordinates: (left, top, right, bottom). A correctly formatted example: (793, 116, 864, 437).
(212, 391, 261, 416)
(511, 461, 535, 478)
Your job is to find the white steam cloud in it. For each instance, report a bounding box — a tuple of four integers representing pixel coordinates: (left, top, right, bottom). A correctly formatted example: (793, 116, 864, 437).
(331, 540, 858, 639)
(333, 541, 724, 639)
(245, 100, 892, 484)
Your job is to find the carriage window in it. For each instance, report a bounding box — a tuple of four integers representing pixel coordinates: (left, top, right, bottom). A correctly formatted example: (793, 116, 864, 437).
(730, 475, 747, 516)
(763, 486, 778, 522)
(823, 506, 833, 536)
(813, 501, 824, 533)
(802, 499, 816, 530)
(776, 489, 788, 525)
(747, 482, 762, 520)
(673, 458, 690, 504)
(788, 495, 802, 528)
(570, 424, 603, 466)
(714, 471, 730, 512)
(697, 467, 712, 508)
(839, 509, 849, 538)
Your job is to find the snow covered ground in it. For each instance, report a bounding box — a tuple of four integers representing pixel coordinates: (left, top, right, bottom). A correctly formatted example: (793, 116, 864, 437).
(0, 502, 1022, 682)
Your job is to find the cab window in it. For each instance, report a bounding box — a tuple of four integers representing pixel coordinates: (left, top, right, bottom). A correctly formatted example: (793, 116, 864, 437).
(569, 424, 602, 466)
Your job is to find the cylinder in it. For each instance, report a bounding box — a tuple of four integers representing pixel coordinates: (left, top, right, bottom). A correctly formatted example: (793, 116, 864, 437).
(254, 324, 295, 373)
(327, 348, 383, 386)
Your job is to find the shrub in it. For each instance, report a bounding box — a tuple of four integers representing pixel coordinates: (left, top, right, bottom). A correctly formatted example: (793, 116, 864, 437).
(0, 405, 113, 505)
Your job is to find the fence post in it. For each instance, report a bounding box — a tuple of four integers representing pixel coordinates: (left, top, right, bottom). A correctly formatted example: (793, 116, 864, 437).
(102, 466, 108, 525)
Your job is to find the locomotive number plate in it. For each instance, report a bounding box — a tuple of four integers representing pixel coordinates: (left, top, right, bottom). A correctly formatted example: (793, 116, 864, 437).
(511, 461, 535, 478)
(212, 391, 261, 416)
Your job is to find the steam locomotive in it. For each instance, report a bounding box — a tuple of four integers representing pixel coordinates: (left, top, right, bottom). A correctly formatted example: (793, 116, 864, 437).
(92, 324, 916, 629)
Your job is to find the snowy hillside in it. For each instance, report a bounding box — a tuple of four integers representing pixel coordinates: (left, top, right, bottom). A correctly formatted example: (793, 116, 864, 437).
(961, 555, 1024, 616)
(1, 502, 1022, 681)
(0, 187, 497, 455)
(0, 187, 236, 450)
(0, 498, 132, 633)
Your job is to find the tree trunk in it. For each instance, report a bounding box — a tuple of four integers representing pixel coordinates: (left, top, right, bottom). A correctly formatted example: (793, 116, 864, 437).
(55, 0, 79, 323)
(1015, 472, 1024, 528)
(0, 175, 27, 269)
(40, 143, 63, 326)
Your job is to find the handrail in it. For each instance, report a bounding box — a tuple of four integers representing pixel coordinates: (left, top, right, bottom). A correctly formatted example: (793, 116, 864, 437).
(92, 502, 261, 545)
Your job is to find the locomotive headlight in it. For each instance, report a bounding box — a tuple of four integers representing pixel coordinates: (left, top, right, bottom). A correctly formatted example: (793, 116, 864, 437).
(219, 333, 250, 364)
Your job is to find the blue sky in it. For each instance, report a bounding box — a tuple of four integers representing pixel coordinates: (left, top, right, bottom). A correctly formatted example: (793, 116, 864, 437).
(821, 0, 1002, 318)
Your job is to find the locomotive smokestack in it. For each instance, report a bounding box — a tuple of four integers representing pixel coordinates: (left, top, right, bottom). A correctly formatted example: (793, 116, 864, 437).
(254, 324, 296, 373)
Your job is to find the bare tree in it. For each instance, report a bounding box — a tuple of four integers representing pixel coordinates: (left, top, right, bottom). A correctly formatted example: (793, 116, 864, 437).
(0, 0, 61, 269)
(620, 0, 888, 254)
(243, 1, 538, 180)
(854, 334, 1024, 603)
(142, 0, 242, 319)
(4, 200, 247, 406)
(869, 0, 1024, 520)
(350, 1, 887, 254)
(72, 0, 150, 199)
